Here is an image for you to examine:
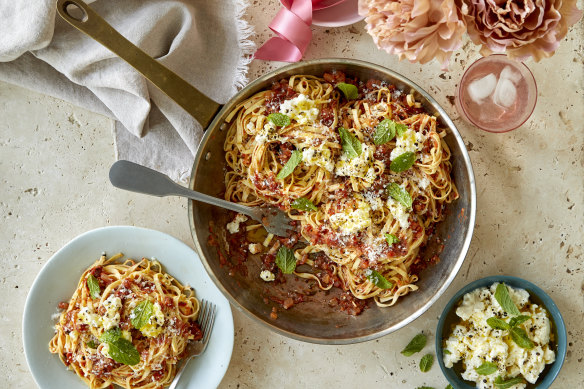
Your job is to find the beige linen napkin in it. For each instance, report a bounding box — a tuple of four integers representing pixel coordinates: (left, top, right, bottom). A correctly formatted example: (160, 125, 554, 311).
(0, 0, 254, 182)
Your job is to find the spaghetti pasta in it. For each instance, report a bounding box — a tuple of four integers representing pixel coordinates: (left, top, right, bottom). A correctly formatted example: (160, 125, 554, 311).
(49, 254, 202, 389)
(222, 71, 458, 314)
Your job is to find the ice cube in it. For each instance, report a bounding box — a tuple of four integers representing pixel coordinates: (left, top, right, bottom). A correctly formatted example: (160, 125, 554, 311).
(467, 73, 497, 103)
(492, 77, 517, 108)
(499, 66, 521, 85)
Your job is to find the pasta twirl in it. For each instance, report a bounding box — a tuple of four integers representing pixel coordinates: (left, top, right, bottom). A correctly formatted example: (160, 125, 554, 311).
(49, 254, 202, 389)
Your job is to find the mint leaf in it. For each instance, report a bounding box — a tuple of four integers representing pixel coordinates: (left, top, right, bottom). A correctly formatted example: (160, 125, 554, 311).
(446, 385, 454, 389)
(373, 119, 397, 145)
(276, 150, 302, 179)
(494, 283, 521, 316)
(401, 333, 426, 356)
(384, 233, 399, 245)
(390, 151, 416, 172)
(443, 349, 451, 355)
(86, 340, 98, 349)
(291, 197, 317, 212)
(475, 361, 498, 375)
(396, 123, 408, 136)
(387, 183, 413, 209)
(276, 246, 296, 274)
(87, 274, 101, 299)
(486, 317, 511, 331)
(267, 112, 291, 127)
(510, 327, 534, 349)
(365, 269, 393, 289)
(100, 327, 122, 343)
(336, 82, 358, 100)
(131, 300, 154, 330)
(339, 127, 362, 159)
(107, 338, 140, 366)
(419, 354, 434, 372)
(509, 315, 530, 328)
(494, 376, 526, 389)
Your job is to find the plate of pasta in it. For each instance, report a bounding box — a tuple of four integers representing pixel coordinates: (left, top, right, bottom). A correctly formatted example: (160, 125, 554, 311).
(23, 226, 233, 389)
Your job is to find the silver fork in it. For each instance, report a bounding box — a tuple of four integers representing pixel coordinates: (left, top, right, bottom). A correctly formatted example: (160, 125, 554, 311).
(109, 160, 294, 237)
(168, 300, 217, 389)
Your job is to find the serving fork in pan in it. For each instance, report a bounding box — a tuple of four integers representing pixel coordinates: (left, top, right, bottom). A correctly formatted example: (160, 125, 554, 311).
(109, 160, 294, 237)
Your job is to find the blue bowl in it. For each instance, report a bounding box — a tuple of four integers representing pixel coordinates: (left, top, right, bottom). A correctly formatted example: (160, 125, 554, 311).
(436, 275, 567, 389)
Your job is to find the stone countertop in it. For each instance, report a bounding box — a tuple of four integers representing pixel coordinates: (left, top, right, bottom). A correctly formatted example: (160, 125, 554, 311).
(1, 2, 583, 388)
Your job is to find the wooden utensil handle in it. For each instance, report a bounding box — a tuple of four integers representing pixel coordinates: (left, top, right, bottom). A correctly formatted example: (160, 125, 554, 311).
(56, 0, 221, 128)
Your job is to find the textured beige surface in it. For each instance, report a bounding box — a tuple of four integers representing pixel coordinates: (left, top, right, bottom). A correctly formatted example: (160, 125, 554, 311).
(1, 3, 583, 388)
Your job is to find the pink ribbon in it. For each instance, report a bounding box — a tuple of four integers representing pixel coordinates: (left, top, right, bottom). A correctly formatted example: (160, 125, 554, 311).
(254, 0, 347, 62)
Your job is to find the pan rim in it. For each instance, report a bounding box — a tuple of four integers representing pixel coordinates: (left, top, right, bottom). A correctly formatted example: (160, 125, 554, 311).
(188, 58, 476, 345)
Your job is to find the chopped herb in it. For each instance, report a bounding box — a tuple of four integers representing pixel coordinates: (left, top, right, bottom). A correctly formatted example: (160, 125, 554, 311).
(390, 151, 416, 172)
(401, 333, 427, 356)
(396, 124, 408, 136)
(267, 112, 291, 127)
(387, 182, 413, 209)
(87, 274, 101, 299)
(107, 338, 140, 365)
(338, 127, 362, 159)
(419, 354, 434, 372)
(131, 300, 154, 330)
(100, 327, 122, 343)
(291, 197, 317, 212)
(384, 233, 399, 245)
(509, 315, 530, 328)
(336, 82, 358, 100)
(373, 119, 400, 145)
(86, 340, 98, 349)
(494, 283, 521, 316)
(486, 317, 511, 331)
(365, 269, 393, 289)
(494, 376, 526, 389)
(276, 150, 302, 179)
(510, 327, 534, 349)
(275, 246, 296, 274)
(475, 361, 498, 375)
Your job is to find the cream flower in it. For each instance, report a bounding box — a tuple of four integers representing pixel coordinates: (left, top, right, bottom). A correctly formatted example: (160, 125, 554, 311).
(358, 0, 467, 69)
(462, 0, 583, 61)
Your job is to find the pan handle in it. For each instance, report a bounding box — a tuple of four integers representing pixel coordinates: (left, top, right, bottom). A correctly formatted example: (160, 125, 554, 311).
(56, 0, 221, 128)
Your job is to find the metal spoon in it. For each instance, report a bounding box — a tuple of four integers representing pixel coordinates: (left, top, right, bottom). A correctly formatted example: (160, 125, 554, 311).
(108, 160, 293, 237)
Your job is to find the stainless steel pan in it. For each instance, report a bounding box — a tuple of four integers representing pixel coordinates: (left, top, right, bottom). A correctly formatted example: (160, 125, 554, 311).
(58, 0, 476, 345)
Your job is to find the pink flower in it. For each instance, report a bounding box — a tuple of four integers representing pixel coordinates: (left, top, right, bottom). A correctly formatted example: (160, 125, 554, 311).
(359, 0, 467, 69)
(462, 0, 583, 61)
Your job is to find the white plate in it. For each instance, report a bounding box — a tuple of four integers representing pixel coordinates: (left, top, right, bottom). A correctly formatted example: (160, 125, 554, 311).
(23, 226, 234, 389)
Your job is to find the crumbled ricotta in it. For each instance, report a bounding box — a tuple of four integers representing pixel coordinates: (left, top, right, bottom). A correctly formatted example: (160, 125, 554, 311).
(279, 94, 319, 125)
(302, 145, 334, 171)
(227, 213, 248, 234)
(443, 283, 555, 389)
(102, 295, 122, 331)
(386, 197, 410, 229)
(329, 200, 372, 235)
(260, 270, 276, 282)
(255, 121, 279, 144)
(248, 243, 263, 254)
(335, 144, 376, 184)
(390, 128, 425, 161)
(77, 306, 102, 328)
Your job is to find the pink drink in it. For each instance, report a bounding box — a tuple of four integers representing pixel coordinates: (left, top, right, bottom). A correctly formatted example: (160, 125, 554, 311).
(456, 55, 537, 133)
